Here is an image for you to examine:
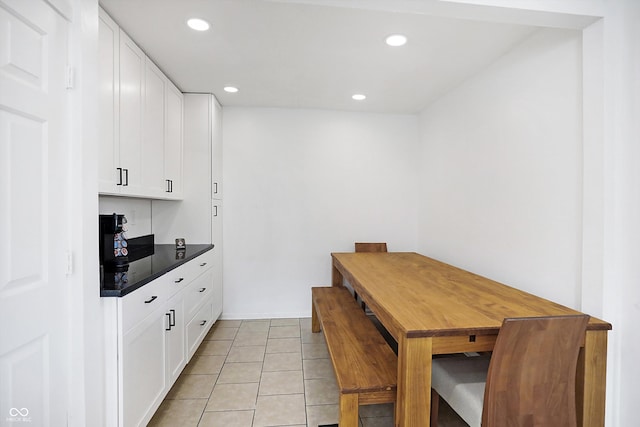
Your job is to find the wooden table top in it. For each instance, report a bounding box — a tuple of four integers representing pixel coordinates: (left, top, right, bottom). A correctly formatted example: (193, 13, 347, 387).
(332, 252, 611, 338)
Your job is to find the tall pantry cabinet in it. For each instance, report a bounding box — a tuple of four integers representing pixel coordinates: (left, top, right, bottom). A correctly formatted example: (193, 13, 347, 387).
(210, 96, 223, 311)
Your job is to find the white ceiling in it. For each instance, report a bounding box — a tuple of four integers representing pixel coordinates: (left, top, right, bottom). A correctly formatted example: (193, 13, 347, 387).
(99, 0, 540, 114)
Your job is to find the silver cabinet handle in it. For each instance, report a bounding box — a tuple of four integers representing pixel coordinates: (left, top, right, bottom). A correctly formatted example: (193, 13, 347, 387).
(199, 288, 206, 293)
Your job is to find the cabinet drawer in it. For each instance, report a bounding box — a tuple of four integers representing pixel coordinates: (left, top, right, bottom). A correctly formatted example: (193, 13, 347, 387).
(182, 250, 214, 282)
(120, 277, 168, 334)
(184, 268, 214, 321)
(186, 299, 213, 359)
(165, 261, 189, 299)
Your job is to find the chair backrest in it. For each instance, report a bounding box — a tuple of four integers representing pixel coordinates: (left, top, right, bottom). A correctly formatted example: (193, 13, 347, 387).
(354, 242, 387, 253)
(482, 314, 589, 427)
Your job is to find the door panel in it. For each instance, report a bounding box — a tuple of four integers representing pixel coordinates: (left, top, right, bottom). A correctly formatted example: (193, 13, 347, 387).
(0, 0, 69, 425)
(142, 59, 166, 197)
(98, 8, 120, 194)
(118, 30, 144, 196)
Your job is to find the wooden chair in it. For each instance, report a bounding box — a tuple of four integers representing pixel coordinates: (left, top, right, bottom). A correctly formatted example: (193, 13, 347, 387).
(352, 242, 398, 352)
(430, 314, 589, 427)
(353, 242, 387, 311)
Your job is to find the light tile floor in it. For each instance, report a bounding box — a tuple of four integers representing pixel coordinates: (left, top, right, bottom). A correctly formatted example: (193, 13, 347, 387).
(148, 318, 468, 427)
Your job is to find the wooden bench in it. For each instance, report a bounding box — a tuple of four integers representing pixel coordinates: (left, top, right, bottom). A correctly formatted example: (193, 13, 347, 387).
(311, 286, 397, 426)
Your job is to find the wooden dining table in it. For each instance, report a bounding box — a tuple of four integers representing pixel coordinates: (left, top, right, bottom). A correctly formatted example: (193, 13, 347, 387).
(331, 252, 612, 427)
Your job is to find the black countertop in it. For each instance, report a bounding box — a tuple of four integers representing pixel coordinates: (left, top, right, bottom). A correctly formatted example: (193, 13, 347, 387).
(100, 244, 214, 297)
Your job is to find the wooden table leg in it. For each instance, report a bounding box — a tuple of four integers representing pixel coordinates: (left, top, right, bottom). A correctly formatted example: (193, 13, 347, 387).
(576, 330, 608, 427)
(396, 335, 433, 427)
(311, 299, 320, 333)
(332, 261, 343, 287)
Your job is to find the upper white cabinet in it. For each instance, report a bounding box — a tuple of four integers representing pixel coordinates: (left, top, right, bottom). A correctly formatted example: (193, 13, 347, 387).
(141, 58, 166, 198)
(164, 82, 184, 199)
(98, 9, 120, 193)
(152, 93, 220, 244)
(117, 30, 145, 196)
(98, 7, 183, 200)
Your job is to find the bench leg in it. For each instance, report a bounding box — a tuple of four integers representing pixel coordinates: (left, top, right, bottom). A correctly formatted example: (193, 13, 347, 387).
(312, 301, 320, 333)
(339, 394, 359, 427)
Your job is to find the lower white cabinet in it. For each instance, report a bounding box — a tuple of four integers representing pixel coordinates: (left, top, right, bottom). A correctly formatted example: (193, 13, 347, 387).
(114, 250, 219, 427)
(186, 298, 214, 359)
(165, 290, 186, 385)
(121, 303, 167, 427)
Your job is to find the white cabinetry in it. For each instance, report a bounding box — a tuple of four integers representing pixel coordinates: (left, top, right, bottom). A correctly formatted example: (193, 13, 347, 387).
(99, 10, 144, 195)
(165, 290, 186, 385)
(165, 82, 184, 199)
(114, 251, 217, 427)
(212, 199, 223, 319)
(141, 60, 183, 199)
(98, 9, 120, 193)
(151, 94, 223, 342)
(117, 30, 145, 196)
(98, 7, 182, 200)
(211, 98, 223, 200)
(121, 299, 166, 427)
(152, 93, 221, 244)
(118, 277, 168, 427)
(141, 58, 166, 198)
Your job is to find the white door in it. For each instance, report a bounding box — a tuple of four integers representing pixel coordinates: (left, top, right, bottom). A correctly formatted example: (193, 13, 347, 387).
(0, 0, 70, 425)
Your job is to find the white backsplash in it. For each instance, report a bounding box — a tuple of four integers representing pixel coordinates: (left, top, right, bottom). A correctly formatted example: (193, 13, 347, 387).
(99, 196, 152, 239)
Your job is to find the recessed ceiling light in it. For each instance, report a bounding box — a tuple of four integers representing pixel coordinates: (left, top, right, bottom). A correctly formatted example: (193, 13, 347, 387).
(187, 18, 210, 31)
(224, 86, 239, 93)
(385, 34, 407, 47)
(352, 94, 366, 101)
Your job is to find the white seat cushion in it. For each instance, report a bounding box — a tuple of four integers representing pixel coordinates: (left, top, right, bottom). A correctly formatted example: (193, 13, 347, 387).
(431, 356, 490, 427)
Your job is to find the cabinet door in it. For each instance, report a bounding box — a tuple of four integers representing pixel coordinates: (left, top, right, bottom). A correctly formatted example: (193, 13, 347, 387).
(186, 299, 214, 359)
(98, 9, 120, 194)
(122, 307, 167, 427)
(165, 292, 186, 385)
(212, 254, 223, 322)
(211, 201, 223, 320)
(142, 58, 166, 198)
(184, 268, 214, 322)
(211, 96, 223, 200)
(119, 30, 144, 196)
(212, 199, 222, 248)
(164, 82, 183, 199)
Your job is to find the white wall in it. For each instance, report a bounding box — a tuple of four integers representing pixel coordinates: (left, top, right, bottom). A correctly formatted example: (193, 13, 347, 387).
(222, 107, 419, 318)
(416, 28, 583, 308)
(601, 1, 640, 426)
(98, 196, 153, 238)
